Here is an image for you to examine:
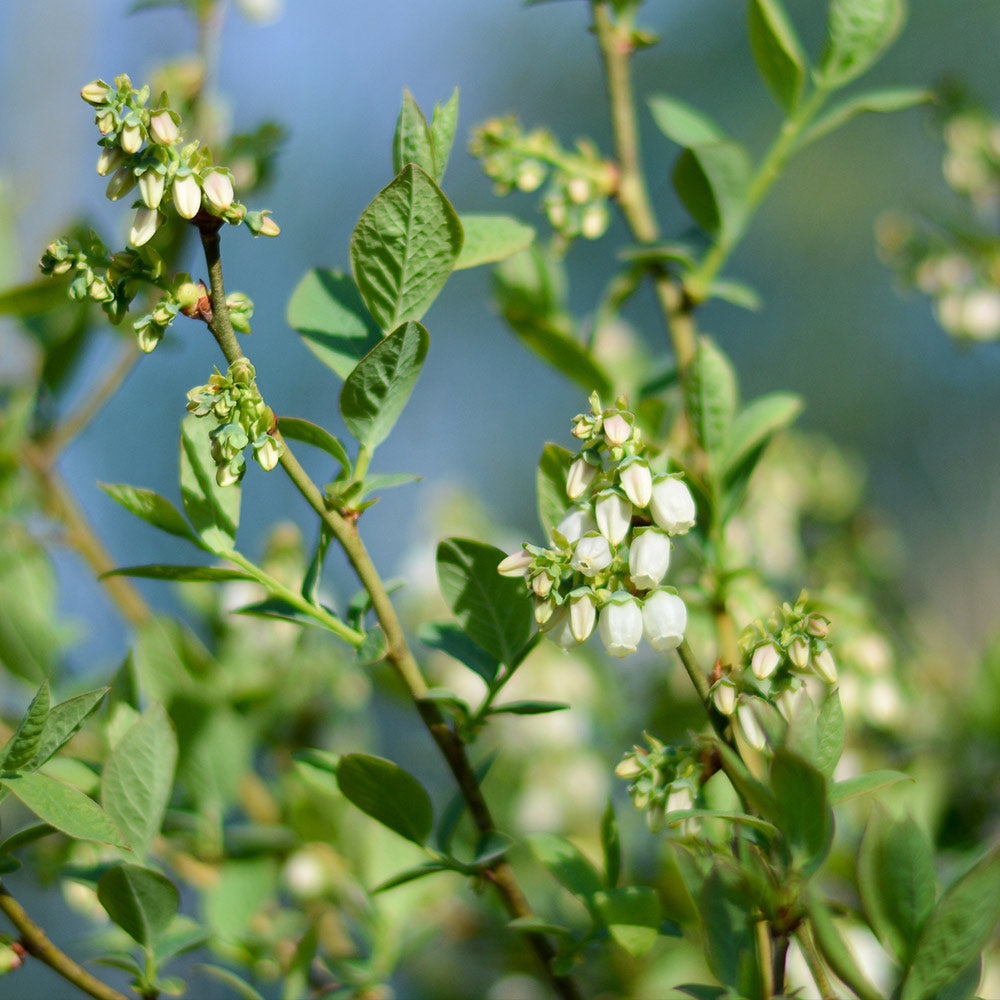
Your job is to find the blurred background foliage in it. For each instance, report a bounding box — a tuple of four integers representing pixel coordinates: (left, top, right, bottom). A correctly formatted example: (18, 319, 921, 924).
(2, 0, 1000, 997)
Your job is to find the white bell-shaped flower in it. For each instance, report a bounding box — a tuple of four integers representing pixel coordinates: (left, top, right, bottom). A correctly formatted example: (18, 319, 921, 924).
(570, 533, 612, 577)
(595, 490, 632, 546)
(172, 173, 202, 219)
(812, 647, 838, 684)
(566, 456, 598, 500)
(750, 641, 782, 680)
(598, 592, 643, 658)
(128, 206, 162, 247)
(554, 507, 597, 545)
(568, 590, 597, 643)
(649, 476, 696, 535)
(618, 459, 652, 508)
(628, 528, 671, 591)
(602, 412, 631, 448)
(641, 590, 686, 651)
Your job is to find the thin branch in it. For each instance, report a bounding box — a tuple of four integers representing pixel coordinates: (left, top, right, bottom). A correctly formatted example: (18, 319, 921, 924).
(0, 885, 130, 1000)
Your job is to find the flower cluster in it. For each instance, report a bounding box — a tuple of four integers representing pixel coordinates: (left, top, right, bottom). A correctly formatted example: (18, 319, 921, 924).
(499, 393, 695, 658)
(614, 733, 702, 833)
(81, 74, 279, 244)
(186, 359, 283, 485)
(877, 108, 1000, 343)
(706, 595, 838, 749)
(469, 116, 616, 241)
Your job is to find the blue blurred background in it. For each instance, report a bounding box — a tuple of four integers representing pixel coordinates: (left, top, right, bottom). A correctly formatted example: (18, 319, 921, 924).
(1, 0, 999, 752)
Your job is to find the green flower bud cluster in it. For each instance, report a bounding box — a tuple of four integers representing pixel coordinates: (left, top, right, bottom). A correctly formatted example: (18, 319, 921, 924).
(0, 937, 25, 974)
(186, 359, 283, 486)
(712, 594, 838, 737)
(614, 733, 701, 834)
(80, 73, 279, 242)
(469, 116, 616, 241)
(498, 392, 694, 659)
(877, 108, 1000, 343)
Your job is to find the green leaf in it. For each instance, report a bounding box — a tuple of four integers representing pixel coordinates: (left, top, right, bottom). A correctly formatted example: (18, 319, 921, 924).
(722, 392, 802, 489)
(816, 0, 905, 88)
(686, 336, 738, 479)
(286, 268, 382, 380)
(537, 443, 574, 539)
(276, 417, 350, 474)
(507, 916, 574, 938)
(97, 863, 179, 948)
(339, 320, 429, 449)
(2, 771, 126, 848)
(770, 749, 833, 873)
(672, 141, 750, 240)
(101, 704, 178, 860)
(699, 864, 761, 996)
(197, 965, 269, 1000)
(472, 831, 513, 867)
(436, 538, 533, 666)
(1, 680, 50, 771)
(594, 886, 661, 956)
(0, 822, 57, 856)
(417, 621, 501, 683)
(99, 483, 201, 545)
(372, 862, 453, 893)
(393, 88, 436, 178)
(806, 891, 884, 1000)
(30, 687, 108, 769)
(179, 415, 240, 553)
(504, 313, 613, 397)
(429, 88, 459, 182)
(600, 800, 621, 890)
(103, 565, 256, 582)
(0, 278, 72, 316)
(748, 0, 807, 111)
(797, 87, 931, 150)
(203, 857, 277, 938)
(648, 94, 726, 146)
(489, 700, 570, 716)
(901, 844, 1000, 1000)
(349, 163, 463, 331)
(454, 214, 535, 270)
(336, 753, 433, 846)
(814, 690, 845, 780)
(232, 598, 336, 632)
(528, 832, 604, 900)
(357, 471, 422, 500)
(829, 768, 911, 804)
(706, 278, 762, 312)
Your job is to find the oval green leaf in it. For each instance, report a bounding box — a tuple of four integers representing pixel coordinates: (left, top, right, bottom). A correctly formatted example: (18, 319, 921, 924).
(336, 752, 433, 846)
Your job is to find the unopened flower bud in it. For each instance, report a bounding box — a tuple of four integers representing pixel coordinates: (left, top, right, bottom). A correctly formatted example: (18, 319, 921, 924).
(138, 168, 165, 209)
(516, 160, 545, 192)
(629, 528, 671, 591)
(595, 490, 632, 546)
(614, 754, 643, 779)
(788, 637, 810, 670)
(96, 110, 116, 135)
(148, 109, 180, 145)
(216, 455, 245, 488)
(498, 549, 533, 578)
(805, 614, 829, 638)
(641, 589, 686, 651)
(570, 532, 613, 577)
(80, 79, 110, 106)
(649, 476, 696, 535)
(737, 703, 767, 751)
(105, 163, 136, 201)
(750, 641, 782, 681)
(812, 647, 838, 684)
(129, 206, 162, 247)
(201, 169, 235, 213)
(554, 507, 596, 545)
(531, 571, 554, 598)
(598, 592, 643, 658)
(120, 121, 144, 154)
(172, 173, 202, 220)
(96, 145, 122, 176)
(712, 677, 739, 716)
(618, 459, 652, 508)
(534, 596, 555, 626)
(134, 318, 163, 354)
(580, 202, 609, 240)
(89, 278, 114, 303)
(602, 412, 631, 447)
(566, 456, 598, 500)
(257, 213, 280, 236)
(567, 176, 591, 205)
(568, 590, 597, 643)
(254, 435, 283, 471)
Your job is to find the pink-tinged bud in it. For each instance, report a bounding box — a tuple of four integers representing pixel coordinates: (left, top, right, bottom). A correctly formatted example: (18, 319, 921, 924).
(148, 110, 180, 145)
(750, 641, 782, 681)
(138, 169, 165, 209)
(641, 590, 686, 651)
(566, 456, 598, 500)
(598, 593, 643, 658)
(120, 122, 143, 154)
(712, 677, 738, 716)
(602, 412, 631, 448)
(595, 490, 632, 546)
(80, 79, 110, 106)
(568, 590, 597, 643)
(618, 459, 652, 508)
(812, 647, 838, 685)
(531, 571, 554, 598)
(172, 173, 202, 220)
(649, 476, 696, 535)
(96, 110, 116, 135)
(788, 637, 810, 670)
(805, 614, 829, 638)
(497, 549, 533, 578)
(252, 212, 281, 236)
(96, 146, 121, 176)
(571, 533, 613, 577)
(201, 169, 235, 213)
(105, 164, 136, 201)
(554, 507, 597, 545)
(629, 528, 671, 591)
(614, 754, 643, 779)
(129, 206, 162, 247)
